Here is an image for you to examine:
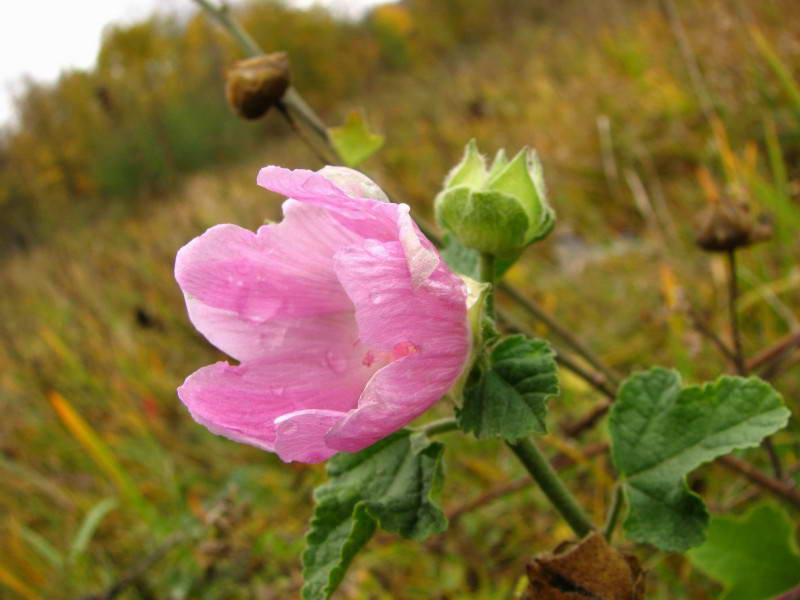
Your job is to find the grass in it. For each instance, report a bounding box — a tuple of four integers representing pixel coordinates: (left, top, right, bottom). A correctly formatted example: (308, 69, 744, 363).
(1, 0, 799, 597)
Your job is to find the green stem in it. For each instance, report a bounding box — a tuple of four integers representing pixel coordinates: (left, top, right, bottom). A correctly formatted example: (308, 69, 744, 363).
(507, 438, 594, 538)
(477, 251, 593, 538)
(479, 253, 496, 319)
(193, 0, 261, 56)
(419, 417, 459, 437)
(603, 485, 624, 541)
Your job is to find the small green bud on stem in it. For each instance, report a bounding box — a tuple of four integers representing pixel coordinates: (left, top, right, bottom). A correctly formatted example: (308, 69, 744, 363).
(435, 140, 554, 257)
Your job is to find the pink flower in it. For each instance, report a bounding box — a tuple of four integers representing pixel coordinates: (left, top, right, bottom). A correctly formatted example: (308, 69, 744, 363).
(175, 166, 470, 463)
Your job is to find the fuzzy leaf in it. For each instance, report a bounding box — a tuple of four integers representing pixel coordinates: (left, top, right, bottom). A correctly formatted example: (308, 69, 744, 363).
(328, 111, 384, 167)
(302, 430, 446, 600)
(687, 504, 800, 600)
(458, 335, 559, 440)
(610, 368, 790, 552)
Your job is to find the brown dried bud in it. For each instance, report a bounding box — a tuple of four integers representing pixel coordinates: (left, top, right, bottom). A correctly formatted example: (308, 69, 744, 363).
(225, 52, 290, 120)
(522, 533, 645, 599)
(694, 197, 773, 252)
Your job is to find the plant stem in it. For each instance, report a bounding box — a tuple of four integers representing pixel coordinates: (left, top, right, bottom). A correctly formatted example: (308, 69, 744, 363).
(478, 253, 594, 538)
(726, 249, 746, 375)
(193, 0, 261, 55)
(507, 438, 594, 538)
(419, 417, 459, 437)
(725, 249, 783, 478)
(603, 485, 624, 541)
(479, 253, 496, 319)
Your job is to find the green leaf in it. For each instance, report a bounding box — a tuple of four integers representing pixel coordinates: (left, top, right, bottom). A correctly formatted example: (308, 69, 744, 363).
(328, 111, 384, 167)
(439, 233, 518, 279)
(688, 504, 800, 600)
(457, 335, 559, 440)
(302, 430, 447, 600)
(609, 368, 790, 552)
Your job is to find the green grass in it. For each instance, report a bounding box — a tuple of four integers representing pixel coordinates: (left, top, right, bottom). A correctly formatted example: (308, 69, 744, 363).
(2, 0, 799, 597)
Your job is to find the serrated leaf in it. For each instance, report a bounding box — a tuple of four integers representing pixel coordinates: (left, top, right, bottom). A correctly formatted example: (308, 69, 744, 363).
(439, 233, 518, 280)
(687, 504, 800, 600)
(457, 335, 559, 440)
(609, 368, 790, 552)
(328, 111, 384, 167)
(302, 430, 447, 600)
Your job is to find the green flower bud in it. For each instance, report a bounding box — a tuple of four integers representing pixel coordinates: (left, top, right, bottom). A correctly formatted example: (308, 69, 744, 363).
(435, 140, 555, 257)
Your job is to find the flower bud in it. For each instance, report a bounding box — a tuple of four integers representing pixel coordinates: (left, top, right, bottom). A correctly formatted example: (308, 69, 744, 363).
(435, 140, 554, 257)
(694, 196, 773, 252)
(225, 53, 290, 120)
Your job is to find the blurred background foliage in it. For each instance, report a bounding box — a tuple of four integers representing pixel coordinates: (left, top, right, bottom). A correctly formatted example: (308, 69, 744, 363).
(1, 0, 799, 597)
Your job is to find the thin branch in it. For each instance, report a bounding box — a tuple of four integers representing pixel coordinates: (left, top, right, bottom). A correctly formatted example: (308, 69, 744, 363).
(717, 455, 800, 509)
(560, 400, 612, 438)
(725, 250, 783, 478)
(447, 443, 608, 526)
(687, 305, 738, 365)
(726, 250, 746, 375)
(499, 282, 620, 387)
(275, 102, 333, 165)
(660, 0, 718, 125)
(747, 329, 800, 372)
(81, 530, 196, 600)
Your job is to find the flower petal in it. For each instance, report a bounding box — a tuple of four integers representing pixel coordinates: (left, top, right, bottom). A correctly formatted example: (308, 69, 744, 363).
(326, 240, 470, 451)
(257, 166, 398, 241)
(274, 409, 347, 463)
(175, 201, 359, 361)
(177, 329, 372, 452)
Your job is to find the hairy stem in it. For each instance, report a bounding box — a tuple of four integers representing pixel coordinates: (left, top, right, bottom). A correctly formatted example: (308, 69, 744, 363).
(479, 253, 496, 319)
(419, 417, 459, 437)
(479, 252, 593, 538)
(507, 438, 594, 537)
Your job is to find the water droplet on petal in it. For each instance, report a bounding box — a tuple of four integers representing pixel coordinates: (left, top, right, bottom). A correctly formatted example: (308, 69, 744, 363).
(325, 350, 347, 373)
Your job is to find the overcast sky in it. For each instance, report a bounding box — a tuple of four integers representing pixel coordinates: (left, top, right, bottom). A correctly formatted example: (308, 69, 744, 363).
(0, 0, 386, 126)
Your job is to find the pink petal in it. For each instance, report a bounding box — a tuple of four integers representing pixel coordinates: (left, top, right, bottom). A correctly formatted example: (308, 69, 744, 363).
(177, 332, 373, 452)
(316, 166, 390, 202)
(326, 240, 470, 451)
(257, 166, 398, 241)
(274, 409, 347, 463)
(175, 201, 359, 361)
